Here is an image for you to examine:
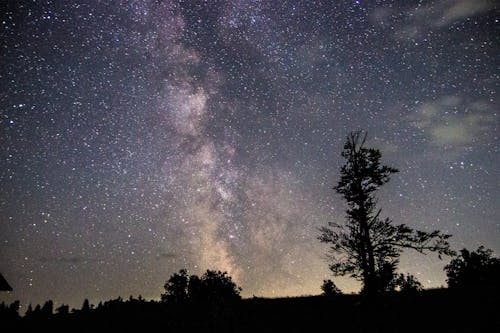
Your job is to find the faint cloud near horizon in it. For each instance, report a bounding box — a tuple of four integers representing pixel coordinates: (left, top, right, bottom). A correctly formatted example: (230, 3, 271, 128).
(410, 96, 497, 148)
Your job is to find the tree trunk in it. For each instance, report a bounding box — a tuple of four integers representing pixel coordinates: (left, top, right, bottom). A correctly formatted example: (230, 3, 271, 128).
(359, 205, 377, 296)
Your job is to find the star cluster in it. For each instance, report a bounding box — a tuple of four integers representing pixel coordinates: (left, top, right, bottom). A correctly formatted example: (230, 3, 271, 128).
(1, 0, 498, 308)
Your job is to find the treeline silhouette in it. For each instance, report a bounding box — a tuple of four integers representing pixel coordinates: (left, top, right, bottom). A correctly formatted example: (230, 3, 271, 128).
(1, 252, 499, 332)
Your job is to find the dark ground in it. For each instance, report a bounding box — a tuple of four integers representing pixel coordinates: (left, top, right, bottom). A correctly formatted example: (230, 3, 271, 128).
(2, 287, 498, 332)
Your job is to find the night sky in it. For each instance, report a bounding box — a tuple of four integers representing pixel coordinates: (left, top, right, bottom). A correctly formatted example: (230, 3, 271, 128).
(1, 0, 499, 309)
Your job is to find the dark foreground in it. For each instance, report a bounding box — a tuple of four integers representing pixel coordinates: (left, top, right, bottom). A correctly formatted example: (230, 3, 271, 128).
(2, 288, 498, 332)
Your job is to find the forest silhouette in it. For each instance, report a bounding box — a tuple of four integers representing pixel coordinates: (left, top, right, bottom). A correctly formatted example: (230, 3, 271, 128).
(1, 261, 499, 332)
(1, 132, 499, 332)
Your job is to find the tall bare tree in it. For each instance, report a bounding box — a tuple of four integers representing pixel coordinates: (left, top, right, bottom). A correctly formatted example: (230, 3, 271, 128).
(319, 131, 454, 295)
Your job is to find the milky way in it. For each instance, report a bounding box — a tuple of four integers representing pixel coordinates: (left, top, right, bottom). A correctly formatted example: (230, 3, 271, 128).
(1, 0, 498, 308)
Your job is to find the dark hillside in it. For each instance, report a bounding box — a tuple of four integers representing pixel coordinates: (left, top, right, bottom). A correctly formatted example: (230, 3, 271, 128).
(3, 287, 498, 332)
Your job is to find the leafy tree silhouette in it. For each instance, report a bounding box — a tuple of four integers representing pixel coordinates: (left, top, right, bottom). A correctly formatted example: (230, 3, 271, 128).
(319, 131, 454, 296)
(445, 246, 500, 288)
(321, 279, 342, 296)
(161, 269, 241, 304)
(196, 270, 241, 304)
(161, 268, 189, 303)
(187, 273, 203, 301)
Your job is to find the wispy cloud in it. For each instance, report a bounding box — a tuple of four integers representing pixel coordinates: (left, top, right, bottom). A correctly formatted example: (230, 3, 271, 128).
(410, 96, 496, 147)
(383, 0, 497, 40)
(437, 0, 494, 27)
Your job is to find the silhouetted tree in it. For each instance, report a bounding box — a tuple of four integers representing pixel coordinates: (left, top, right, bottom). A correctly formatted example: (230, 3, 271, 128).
(55, 304, 69, 315)
(376, 265, 422, 293)
(393, 273, 423, 293)
(30, 304, 42, 319)
(0, 300, 20, 321)
(321, 279, 342, 296)
(445, 246, 500, 288)
(196, 270, 241, 304)
(9, 300, 20, 314)
(187, 274, 203, 301)
(41, 300, 53, 316)
(81, 298, 90, 312)
(25, 304, 33, 317)
(162, 269, 241, 304)
(319, 131, 454, 296)
(161, 269, 189, 303)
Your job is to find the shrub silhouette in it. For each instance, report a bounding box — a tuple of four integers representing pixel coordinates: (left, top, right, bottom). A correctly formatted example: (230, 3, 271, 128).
(321, 279, 342, 296)
(445, 246, 500, 288)
(393, 273, 423, 293)
(55, 304, 69, 315)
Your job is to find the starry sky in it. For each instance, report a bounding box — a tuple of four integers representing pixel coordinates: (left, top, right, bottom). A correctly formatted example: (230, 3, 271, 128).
(1, 0, 499, 308)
